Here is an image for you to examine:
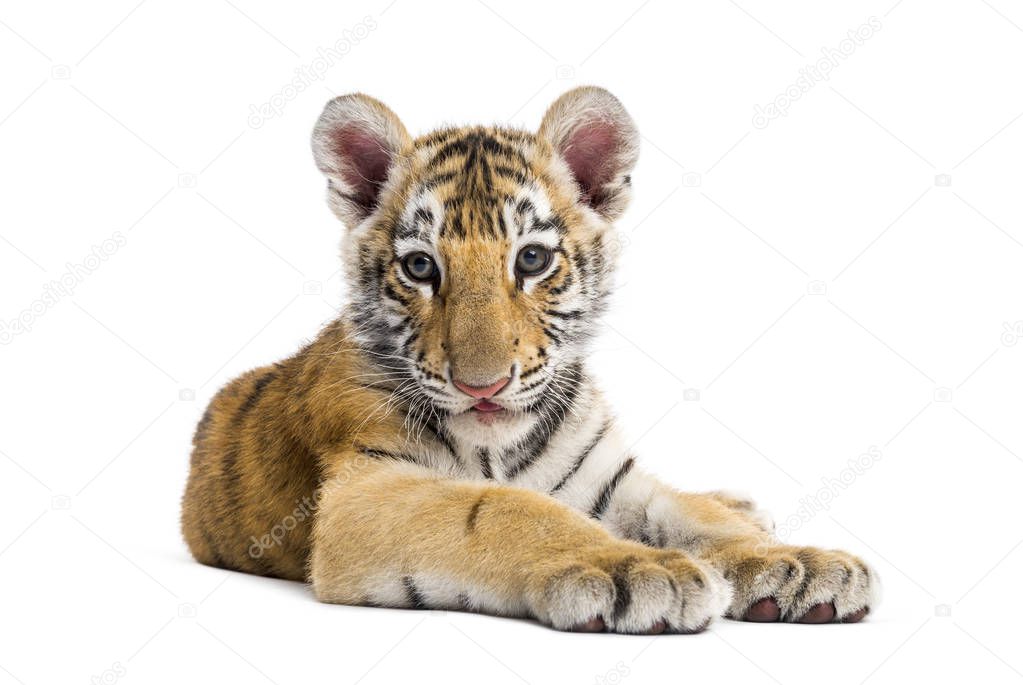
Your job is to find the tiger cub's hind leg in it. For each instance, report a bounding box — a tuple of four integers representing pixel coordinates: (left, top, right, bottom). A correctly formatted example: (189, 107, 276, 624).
(181, 366, 317, 581)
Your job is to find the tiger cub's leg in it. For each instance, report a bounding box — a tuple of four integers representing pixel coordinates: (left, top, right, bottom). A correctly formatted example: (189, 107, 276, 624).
(601, 472, 878, 623)
(310, 457, 732, 634)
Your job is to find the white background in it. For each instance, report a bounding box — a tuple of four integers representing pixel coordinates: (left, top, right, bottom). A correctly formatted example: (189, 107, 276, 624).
(2, 0, 1022, 683)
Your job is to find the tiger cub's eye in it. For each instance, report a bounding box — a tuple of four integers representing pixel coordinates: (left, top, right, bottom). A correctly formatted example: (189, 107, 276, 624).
(402, 252, 437, 282)
(514, 244, 552, 276)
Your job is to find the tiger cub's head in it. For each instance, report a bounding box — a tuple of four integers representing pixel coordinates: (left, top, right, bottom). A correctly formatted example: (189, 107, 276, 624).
(312, 87, 638, 446)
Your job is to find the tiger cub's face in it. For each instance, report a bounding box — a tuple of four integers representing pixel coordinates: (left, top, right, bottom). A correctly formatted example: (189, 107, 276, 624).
(312, 88, 639, 447)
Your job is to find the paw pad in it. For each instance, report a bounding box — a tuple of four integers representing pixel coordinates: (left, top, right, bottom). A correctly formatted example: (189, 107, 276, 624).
(570, 616, 606, 632)
(744, 597, 780, 622)
(796, 602, 836, 624)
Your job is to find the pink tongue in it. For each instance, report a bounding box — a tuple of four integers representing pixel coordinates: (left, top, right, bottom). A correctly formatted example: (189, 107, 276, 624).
(473, 399, 503, 412)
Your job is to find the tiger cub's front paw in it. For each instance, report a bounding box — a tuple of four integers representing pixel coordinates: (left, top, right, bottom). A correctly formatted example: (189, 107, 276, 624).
(722, 544, 878, 623)
(526, 543, 732, 634)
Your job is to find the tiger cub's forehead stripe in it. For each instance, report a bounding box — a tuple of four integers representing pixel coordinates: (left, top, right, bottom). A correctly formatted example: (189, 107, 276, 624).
(426, 131, 527, 168)
(393, 192, 444, 243)
(420, 129, 534, 187)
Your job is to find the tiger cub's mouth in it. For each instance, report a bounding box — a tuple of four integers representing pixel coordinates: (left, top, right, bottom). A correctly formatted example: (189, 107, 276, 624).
(468, 398, 508, 424)
(471, 399, 504, 413)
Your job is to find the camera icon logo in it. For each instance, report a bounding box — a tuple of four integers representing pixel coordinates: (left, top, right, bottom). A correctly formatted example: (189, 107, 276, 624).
(807, 280, 827, 296)
(51, 65, 72, 80)
(681, 172, 702, 188)
(178, 603, 197, 618)
(934, 174, 952, 187)
(683, 388, 701, 402)
(303, 280, 323, 295)
(555, 64, 576, 80)
(51, 494, 72, 510)
(178, 388, 196, 401)
(934, 603, 952, 617)
(607, 234, 631, 257)
(933, 387, 953, 403)
(177, 173, 197, 189)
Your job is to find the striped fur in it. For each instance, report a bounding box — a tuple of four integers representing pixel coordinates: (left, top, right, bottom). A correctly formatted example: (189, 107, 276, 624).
(181, 88, 877, 632)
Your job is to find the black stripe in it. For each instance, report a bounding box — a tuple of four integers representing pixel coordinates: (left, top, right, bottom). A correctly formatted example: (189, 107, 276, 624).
(589, 235, 606, 275)
(419, 170, 460, 190)
(787, 549, 818, 616)
(611, 558, 635, 620)
(569, 246, 591, 295)
(542, 326, 562, 345)
(424, 416, 457, 458)
(413, 207, 434, 227)
(403, 576, 427, 609)
(219, 369, 277, 567)
(236, 371, 276, 420)
(544, 308, 584, 320)
(423, 130, 527, 176)
(427, 131, 527, 171)
(638, 525, 655, 547)
(332, 186, 371, 210)
(548, 270, 574, 296)
(419, 127, 461, 147)
(550, 422, 609, 493)
(506, 368, 583, 480)
(447, 210, 465, 238)
(393, 220, 416, 240)
(463, 138, 494, 194)
(358, 445, 423, 465)
(383, 281, 411, 307)
(540, 214, 568, 234)
(518, 363, 547, 382)
(545, 322, 569, 340)
(477, 448, 493, 479)
(492, 164, 528, 184)
(522, 361, 579, 414)
(634, 507, 655, 546)
(589, 458, 635, 519)
(515, 196, 536, 216)
(466, 494, 488, 533)
(419, 369, 447, 385)
(497, 208, 509, 238)
(517, 375, 549, 396)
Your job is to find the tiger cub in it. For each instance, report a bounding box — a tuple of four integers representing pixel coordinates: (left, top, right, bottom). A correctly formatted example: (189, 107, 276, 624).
(181, 87, 876, 633)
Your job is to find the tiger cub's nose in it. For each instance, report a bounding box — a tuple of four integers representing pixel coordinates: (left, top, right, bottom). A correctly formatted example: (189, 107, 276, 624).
(452, 377, 510, 400)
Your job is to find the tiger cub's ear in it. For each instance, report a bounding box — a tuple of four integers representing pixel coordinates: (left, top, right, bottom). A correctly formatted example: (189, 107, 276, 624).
(312, 94, 411, 227)
(539, 86, 639, 221)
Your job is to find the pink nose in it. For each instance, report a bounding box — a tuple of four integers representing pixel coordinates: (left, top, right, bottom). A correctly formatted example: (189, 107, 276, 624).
(453, 377, 510, 399)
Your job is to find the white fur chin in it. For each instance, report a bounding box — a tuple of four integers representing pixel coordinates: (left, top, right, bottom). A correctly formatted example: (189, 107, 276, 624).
(445, 410, 535, 451)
